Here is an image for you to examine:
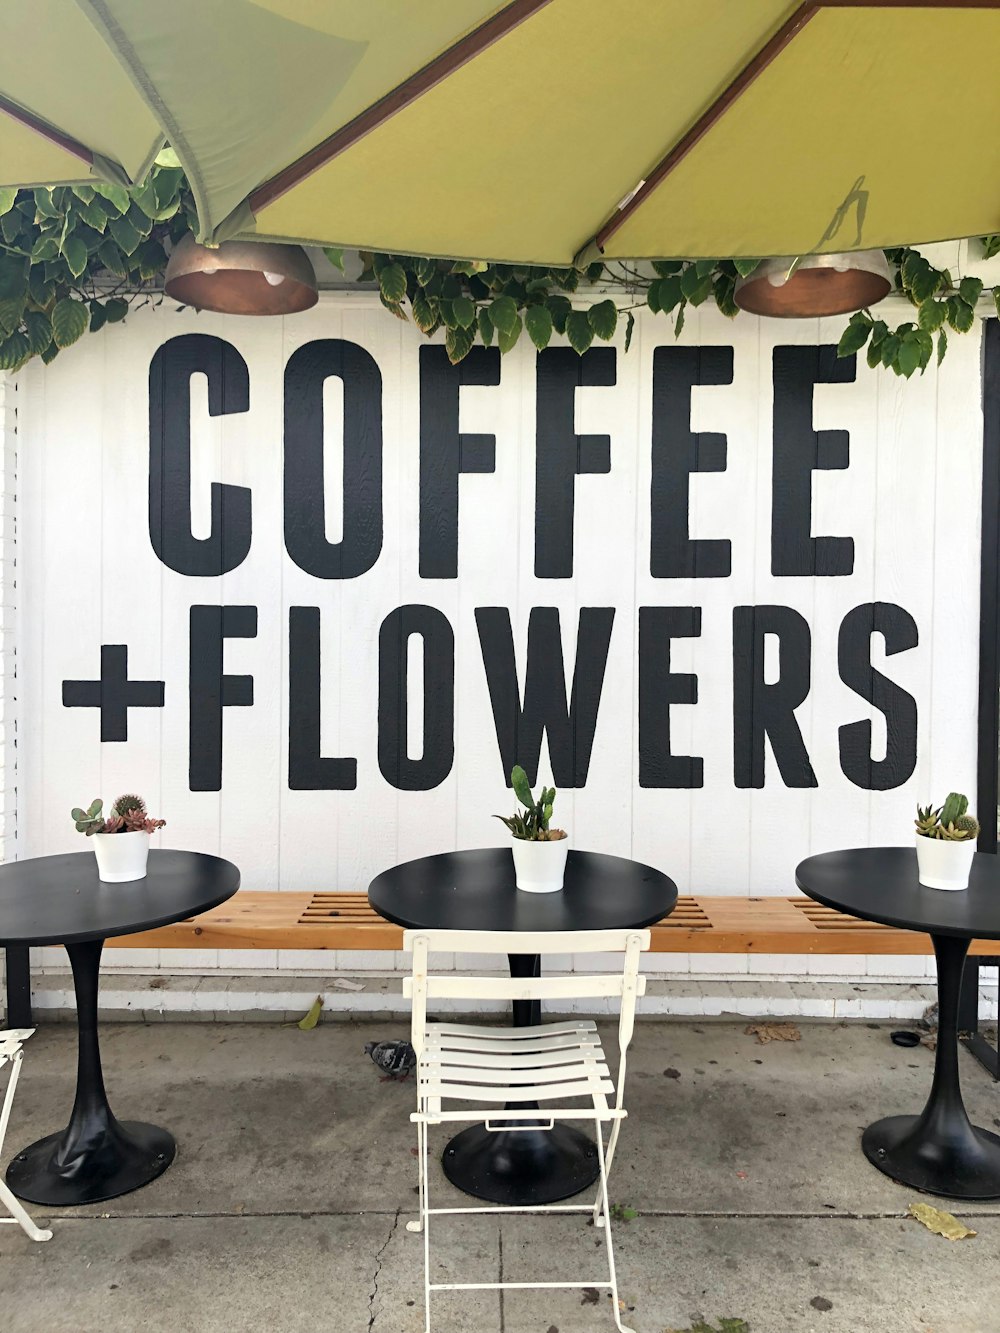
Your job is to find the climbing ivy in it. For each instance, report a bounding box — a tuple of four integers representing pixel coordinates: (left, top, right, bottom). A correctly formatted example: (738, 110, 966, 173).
(0, 159, 996, 380)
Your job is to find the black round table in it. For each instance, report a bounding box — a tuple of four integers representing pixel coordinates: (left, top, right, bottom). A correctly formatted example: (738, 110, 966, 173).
(369, 847, 677, 1205)
(0, 849, 239, 1206)
(796, 846, 1000, 1200)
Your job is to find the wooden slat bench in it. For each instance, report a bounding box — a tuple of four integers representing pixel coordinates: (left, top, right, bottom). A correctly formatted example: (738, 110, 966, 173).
(103, 891, 999, 957)
(6, 894, 996, 1075)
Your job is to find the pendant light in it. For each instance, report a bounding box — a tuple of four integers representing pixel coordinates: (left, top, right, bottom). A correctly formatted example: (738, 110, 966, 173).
(164, 235, 318, 315)
(734, 250, 891, 318)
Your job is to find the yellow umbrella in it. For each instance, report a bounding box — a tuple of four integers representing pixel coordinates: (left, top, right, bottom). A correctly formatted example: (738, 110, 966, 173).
(2, 1, 999, 262)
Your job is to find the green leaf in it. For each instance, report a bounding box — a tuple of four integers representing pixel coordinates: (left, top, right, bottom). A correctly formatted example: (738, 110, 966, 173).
(108, 212, 141, 256)
(651, 260, 682, 277)
(445, 322, 475, 364)
(674, 303, 686, 337)
(497, 313, 522, 354)
(377, 262, 407, 304)
(297, 995, 322, 1031)
(566, 309, 593, 354)
(477, 305, 494, 347)
(981, 235, 1000, 260)
(125, 201, 152, 239)
(0, 295, 25, 335)
(104, 297, 129, 324)
(88, 301, 107, 334)
(0, 331, 29, 370)
(712, 274, 739, 318)
(135, 238, 167, 280)
(322, 246, 345, 272)
(525, 303, 553, 350)
(946, 296, 975, 333)
(451, 295, 475, 330)
(837, 316, 872, 358)
(866, 336, 883, 370)
(654, 274, 683, 313)
(62, 234, 88, 279)
(544, 294, 572, 334)
(694, 259, 717, 278)
(680, 266, 713, 305)
(587, 299, 617, 341)
(40, 340, 59, 365)
(96, 239, 129, 277)
(624, 311, 635, 353)
(897, 336, 922, 379)
(51, 297, 89, 348)
(918, 300, 945, 333)
(958, 276, 983, 308)
(92, 182, 129, 215)
(379, 292, 407, 321)
(415, 256, 437, 287)
(733, 257, 760, 278)
(32, 189, 60, 220)
(411, 291, 437, 334)
(879, 332, 899, 368)
(0, 188, 15, 216)
(0, 254, 27, 299)
(1, 208, 24, 244)
(22, 310, 51, 354)
(30, 234, 58, 262)
(937, 327, 948, 365)
(489, 294, 518, 336)
(909, 264, 939, 305)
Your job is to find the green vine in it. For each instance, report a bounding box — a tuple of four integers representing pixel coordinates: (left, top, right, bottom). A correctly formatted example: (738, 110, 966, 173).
(0, 159, 996, 381)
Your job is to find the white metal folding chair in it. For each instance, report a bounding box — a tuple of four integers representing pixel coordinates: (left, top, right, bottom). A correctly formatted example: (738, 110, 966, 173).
(0, 1029, 52, 1243)
(403, 928, 649, 1333)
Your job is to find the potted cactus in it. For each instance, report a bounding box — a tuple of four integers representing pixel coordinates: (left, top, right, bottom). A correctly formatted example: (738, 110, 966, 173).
(495, 765, 568, 893)
(914, 792, 980, 890)
(72, 794, 166, 883)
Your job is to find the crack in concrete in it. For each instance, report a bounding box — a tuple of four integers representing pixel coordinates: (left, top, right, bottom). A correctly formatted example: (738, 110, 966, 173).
(367, 1208, 400, 1331)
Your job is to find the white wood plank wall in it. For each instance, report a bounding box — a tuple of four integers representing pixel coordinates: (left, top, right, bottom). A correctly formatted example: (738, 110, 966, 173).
(11, 299, 987, 988)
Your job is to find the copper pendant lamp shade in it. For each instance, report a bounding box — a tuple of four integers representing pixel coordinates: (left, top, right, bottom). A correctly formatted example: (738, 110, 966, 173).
(164, 235, 318, 315)
(734, 250, 892, 319)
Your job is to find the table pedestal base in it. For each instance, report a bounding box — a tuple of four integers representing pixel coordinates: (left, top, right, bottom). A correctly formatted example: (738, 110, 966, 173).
(7, 1120, 175, 1207)
(5, 938, 176, 1207)
(863, 1115, 1000, 1201)
(861, 931, 1000, 1200)
(442, 1123, 599, 1205)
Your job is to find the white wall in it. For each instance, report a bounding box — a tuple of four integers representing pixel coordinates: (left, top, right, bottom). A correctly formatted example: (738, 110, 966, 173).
(13, 296, 985, 979)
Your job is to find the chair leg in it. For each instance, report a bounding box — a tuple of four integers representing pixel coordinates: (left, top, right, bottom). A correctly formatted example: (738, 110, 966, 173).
(407, 1115, 425, 1235)
(421, 1118, 432, 1333)
(593, 1118, 624, 1227)
(0, 1178, 52, 1243)
(594, 1119, 633, 1333)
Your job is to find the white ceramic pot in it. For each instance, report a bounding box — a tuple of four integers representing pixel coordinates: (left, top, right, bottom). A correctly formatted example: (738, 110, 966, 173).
(511, 837, 568, 893)
(915, 833, 976, 891)
(92, 830, 150, 883)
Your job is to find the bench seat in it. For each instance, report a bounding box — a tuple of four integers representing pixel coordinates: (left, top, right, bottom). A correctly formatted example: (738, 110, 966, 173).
(104, 891, 999, 956)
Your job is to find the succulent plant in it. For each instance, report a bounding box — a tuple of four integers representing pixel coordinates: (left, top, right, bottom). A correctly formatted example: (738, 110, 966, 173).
(112, 793, 146, 818)
(916, 794, 979, 841)
(495, 764, 566, 842)
(72, 794, 164, 836)
(70, 799, 104, 836)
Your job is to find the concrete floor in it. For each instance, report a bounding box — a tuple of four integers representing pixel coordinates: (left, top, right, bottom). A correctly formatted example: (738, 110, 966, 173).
(1, 1019, 999, 1333)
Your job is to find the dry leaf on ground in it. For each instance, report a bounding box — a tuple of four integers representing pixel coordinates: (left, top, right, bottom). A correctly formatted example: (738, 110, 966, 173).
(744, 1022, 801, 1044)
(297, 995, 323, 1030)
(907, 1201, 976, 1240)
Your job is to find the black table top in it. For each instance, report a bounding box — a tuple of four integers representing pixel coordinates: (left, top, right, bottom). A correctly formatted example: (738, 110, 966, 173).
(368, 847, 677, 934)
(0, 850, 240, 946)
(795, 846, 1000, 940)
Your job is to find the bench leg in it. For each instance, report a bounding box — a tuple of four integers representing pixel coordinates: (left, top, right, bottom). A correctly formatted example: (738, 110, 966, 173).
(958, 955, 1000, 1081)
(4, 946, 32, 1028)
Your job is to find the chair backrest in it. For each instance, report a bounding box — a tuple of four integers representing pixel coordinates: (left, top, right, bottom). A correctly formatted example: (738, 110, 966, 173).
(403, 929, 649, 1080)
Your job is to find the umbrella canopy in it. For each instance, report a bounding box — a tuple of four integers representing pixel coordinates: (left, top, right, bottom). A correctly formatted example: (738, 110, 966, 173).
(2, 1, 999, 264)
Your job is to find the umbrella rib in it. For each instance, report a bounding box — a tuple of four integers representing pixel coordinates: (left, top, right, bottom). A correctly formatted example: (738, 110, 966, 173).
(593, 0, 820, 254)
(248, 0, 555, 217)
(593, 0, 1000, 255)
(0, 94, 94, 167)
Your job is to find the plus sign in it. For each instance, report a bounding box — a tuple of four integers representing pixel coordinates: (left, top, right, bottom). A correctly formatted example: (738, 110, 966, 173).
(63, 645, 165, 742)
